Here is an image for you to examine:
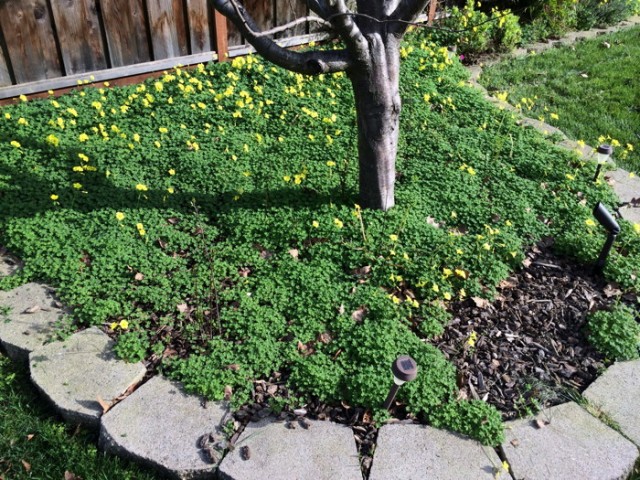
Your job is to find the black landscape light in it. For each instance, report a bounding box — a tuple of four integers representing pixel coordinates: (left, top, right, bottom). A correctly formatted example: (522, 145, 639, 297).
(382, 355, 418, 410)
(593, 144, 613, 182)
(593, 202, 620, 274)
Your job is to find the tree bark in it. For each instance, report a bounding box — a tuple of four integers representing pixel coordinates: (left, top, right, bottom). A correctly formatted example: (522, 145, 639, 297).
(349, 34, 401, 211)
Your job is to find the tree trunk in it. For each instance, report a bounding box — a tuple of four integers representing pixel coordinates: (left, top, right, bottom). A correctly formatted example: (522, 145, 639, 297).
(349, 34, 401, 211)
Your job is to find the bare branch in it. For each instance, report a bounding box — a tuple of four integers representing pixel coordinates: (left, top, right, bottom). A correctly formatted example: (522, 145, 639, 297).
(306, 0, 331, 19)
(324, 0, 369, 64)
(211, 0, 351, 74)
(242, 15, 332, 38)
(390, 0, 430, 25)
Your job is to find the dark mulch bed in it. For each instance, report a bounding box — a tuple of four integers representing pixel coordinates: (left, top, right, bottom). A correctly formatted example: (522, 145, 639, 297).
(224, 238, 637, 477)
(432, 237, 634, 420)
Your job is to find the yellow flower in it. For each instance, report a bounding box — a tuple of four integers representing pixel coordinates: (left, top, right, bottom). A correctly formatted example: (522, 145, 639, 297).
(78, 153, 89, 162)
(19, 94, 28, 102)
(550, 113, 559, 120)
(334, 218, 343, 229)
(432, 283, 439, 292)
(159, 127, 168, 134)
(483, 243, 491, 250)
(167, 187, 175, 194)
(168, 169, 175, 176)
(627, 144, 634, 152)
(72, 166, 84, 172)
(110, 322, 118, 330)
(136, 223, 146, 236)
(136, 184, 148, 191)
(283, 175, 291, 182)
(119, 319, 129, 329)
(133, 133, 141, 142)
(467, 331, 478, 347)
(78, 133, 89, 142)
(73, 183, 82, 189)
(585, 219, 596, 227)
(50, 194, 59, 201)
(10, 140, 21, 148)
(633, 223, 640, 234)
(46, 134, 60, 147)
(115, 212, 125, 221)
(566, 174, 575, 181)
(389, 234, 398, 242)
(455, 269, 467, 279)
(312, 220, 319, 228)
(443, 268, 453, 277)
(443, 292, 452, 300)
(326, 161, 336, 167)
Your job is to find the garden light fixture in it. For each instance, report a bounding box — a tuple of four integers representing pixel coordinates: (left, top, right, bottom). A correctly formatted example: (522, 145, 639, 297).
(593, 202, 620, 274)
(383, 355, 418, 410)
(593, 144, 613, 182)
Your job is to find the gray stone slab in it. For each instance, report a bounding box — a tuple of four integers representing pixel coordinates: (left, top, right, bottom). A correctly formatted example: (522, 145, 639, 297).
(369, 423, 501, 480)
(583, 360, 640, 447)
(29, 327, 146, 428)
(606, 169, 640, 205)
(100, 375, 229, 480)
(0, 283, 66, 362)
(0, 253, 21, 277)
(218, 418, 362, 480)
(502, 402, 638, 480)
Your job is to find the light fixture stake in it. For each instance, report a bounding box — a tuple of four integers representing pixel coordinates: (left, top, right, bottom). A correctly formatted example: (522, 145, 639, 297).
(383, 355, 418, 410)
(593, 144, 613, 182)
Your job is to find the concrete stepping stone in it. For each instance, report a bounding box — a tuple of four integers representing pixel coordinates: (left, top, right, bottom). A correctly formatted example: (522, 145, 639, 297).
(29, 327, 146, 428)
(0, 253, 21, 277)
(501, 402, 638, 480)
(605, 169, 640, 223)
(218, 418, 362, 480)
(99, 375, 229, 480)
(583, 359, 640, 447)
(369, 423, 502, 480)
(0, 283, 67, 362)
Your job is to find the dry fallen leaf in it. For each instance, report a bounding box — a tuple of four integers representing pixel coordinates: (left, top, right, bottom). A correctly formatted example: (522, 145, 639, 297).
(96, 395, 112, 414)
(510, 439, 520, 447)
(288, 248, 299, 259)
(603, 284, 622, 297)
(471, 297, 490, 309)
(177, 303, 189, 314)
(23, 305, 41, 314)
(522, 258, 532, 268)
(226, 363, 241, 371)
(26, 434, 35, 441)
(317, 332, 332, 344)
(351, 307, 367, 322)
(64, 471, 83, 480)
(426, 216, 441, 228)
(21, 460, 31, 472)
(534, 419, 549, 429)
(224, 385, 233, 401)
(134, 272, 144, 281)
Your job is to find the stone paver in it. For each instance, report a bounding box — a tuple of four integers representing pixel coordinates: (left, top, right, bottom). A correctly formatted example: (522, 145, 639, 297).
(502, 402, 638, 480)
(0, 253, 21, 277)
(29, 327, 146, 428)
(369, 423, 502, 480)
(218, 418, 361, 480)
(0, 283, 67, 362)
(100, 375, 229, 480)
(605, 169, 640, 223)
(583, 359, 640, 447)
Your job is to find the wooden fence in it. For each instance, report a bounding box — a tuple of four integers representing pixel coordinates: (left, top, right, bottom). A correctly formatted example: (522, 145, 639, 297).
(0, 0, 438, 99)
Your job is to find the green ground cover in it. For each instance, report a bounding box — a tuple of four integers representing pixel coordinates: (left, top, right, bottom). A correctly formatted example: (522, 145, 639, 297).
(0, 353, 157, 479)
(479, 25, 640, 172)
(0, 32, 639, 454)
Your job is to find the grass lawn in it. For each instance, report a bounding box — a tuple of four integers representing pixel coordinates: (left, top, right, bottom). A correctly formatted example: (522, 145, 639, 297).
(0, 29, 639, 467)
(0, 353, 158, 479)
(479, 25, 640, 172)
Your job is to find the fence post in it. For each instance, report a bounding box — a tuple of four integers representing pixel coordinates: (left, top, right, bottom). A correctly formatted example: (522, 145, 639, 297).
(213, 10, 228, 62)
(427, 0, 438, 25)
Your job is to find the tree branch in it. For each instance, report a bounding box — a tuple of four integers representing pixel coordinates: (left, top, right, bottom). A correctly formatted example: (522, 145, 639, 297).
(390, 0, 430, 25)
(306, 0, 331, 19)
(324, 0, 369, 65)
(211, 0, 351, 74)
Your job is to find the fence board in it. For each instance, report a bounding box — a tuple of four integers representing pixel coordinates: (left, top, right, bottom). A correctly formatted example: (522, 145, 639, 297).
(50, 0, 107, 75)
(186, 0, 211, 53)
(146, 0, 189, 60)
(0, 0, 62, 83)
(275, 0, 307, 38)
(0, 40, 11, 87)
(100, 0, 151, 67)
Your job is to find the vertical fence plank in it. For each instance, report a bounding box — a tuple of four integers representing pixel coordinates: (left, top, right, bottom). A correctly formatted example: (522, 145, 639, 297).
(100, 0, 151, 67)
(244, 0, 273, 34)
(0, 39, 11, 86)
(275, 0, 307, 37)
(0, 0, 62, 83)
(213, 9, 228, 61)
(146, 0, 189, 60)
(50, 0, 107, 75)
(186, 0, 211, 54)
(427, 0, 438, 25)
